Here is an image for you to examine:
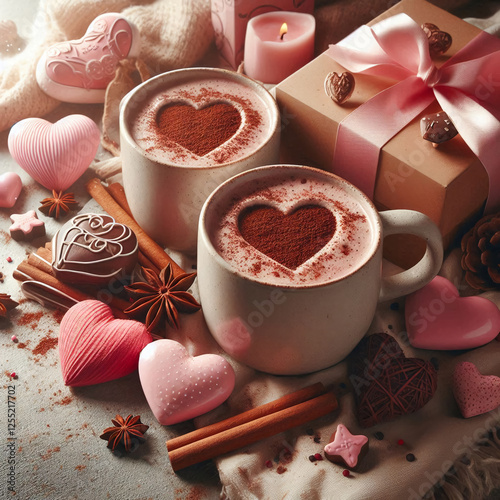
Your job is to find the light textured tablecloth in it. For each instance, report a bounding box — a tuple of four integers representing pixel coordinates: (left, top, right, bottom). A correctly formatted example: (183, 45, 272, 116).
(1, 1, 499, 499)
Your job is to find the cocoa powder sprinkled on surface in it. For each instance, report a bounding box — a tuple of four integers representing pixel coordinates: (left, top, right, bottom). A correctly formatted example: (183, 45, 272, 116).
(17, 311, 44, 329)
(32, 335, 58, 356)
(51, 309, 65, 324)
(0, 229, 11, 243)
(54, 396, 73, 406)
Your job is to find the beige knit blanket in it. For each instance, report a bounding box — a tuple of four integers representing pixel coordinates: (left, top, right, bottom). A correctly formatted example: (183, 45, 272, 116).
(0, 0, 213, 132)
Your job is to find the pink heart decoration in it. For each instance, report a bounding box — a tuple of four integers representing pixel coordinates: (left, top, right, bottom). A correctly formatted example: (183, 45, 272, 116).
(36, 13, 140, 103)
(59, 300, 152, 387)
(139, 339, 235, 425)
(8, 115, 100, 192)
(0, 172, 22, 208)
(452, 361, 500, 418)
(405, 276, 500, 350)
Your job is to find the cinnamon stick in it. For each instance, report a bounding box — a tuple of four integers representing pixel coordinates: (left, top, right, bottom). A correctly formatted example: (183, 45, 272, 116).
(28, 250, 52, 275)
(14, 261, 130, 316)
(105, 183, 160, 274)
(106, 183, 132, 215)
(15, 262, 92, 303)
(167, 382, 326, 452)
(86, 178, 184, 277)
(166, 390, 338, 472)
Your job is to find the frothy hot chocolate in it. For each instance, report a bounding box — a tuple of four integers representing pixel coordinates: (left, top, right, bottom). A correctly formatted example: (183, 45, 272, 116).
(211, 169, 376, 286)
(130, 76, 273, 167)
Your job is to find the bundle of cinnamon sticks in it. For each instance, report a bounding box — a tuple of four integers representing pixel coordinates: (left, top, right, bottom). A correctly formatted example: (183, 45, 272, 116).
(13, 179, 186, 315)
(166, 382, 338, 472)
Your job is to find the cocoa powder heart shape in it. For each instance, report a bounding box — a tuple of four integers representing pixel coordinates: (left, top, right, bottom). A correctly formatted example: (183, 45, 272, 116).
(156, 103, 242, 156)
(238, 204, 336, 269)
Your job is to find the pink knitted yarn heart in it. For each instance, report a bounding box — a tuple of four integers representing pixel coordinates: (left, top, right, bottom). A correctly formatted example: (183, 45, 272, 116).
(139, 339, 235, 425)
(59, 300, 152, 387)
(8, 115, 100, 192)
(452, 361, 500, 418)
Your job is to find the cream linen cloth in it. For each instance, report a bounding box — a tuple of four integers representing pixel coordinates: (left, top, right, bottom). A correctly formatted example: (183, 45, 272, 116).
(0, 0, 213, 132)
(2, 1, 499, 499)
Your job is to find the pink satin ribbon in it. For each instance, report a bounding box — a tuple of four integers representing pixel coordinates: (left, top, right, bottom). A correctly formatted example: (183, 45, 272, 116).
(327, 13, 500, 213)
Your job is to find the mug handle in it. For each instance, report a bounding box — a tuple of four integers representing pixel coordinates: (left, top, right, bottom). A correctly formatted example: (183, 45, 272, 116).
(379, 210, 443, 302)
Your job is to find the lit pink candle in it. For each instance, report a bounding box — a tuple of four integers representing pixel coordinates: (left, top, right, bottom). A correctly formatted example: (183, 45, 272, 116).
(244, 11, 315, 84)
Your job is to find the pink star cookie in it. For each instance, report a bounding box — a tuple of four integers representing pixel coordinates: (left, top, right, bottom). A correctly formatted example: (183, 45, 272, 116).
(10, 210, 46, 241)
(324, 424, 369, 468)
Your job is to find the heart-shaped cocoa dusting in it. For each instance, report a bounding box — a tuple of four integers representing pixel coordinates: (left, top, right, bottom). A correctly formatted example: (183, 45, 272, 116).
(156, 103, 241, 156)
(238, 205, 336, 269)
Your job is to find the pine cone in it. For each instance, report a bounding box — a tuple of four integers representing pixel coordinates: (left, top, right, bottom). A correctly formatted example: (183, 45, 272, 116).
(461, 212, 500, 291)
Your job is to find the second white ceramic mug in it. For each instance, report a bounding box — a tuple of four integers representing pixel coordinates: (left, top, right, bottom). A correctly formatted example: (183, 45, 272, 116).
(197, 165, 443, 375)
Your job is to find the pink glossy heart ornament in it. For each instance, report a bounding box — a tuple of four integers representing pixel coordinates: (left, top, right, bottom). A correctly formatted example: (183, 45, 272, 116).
(36, 13, 140, 103)
(405, 276, 500, 350)
(8, 115, 100, 192)
(0, 172, 22, 208)
(139, 339, 235, 425)
(59, 300, 152, 387)
(452, 361, 500, 418)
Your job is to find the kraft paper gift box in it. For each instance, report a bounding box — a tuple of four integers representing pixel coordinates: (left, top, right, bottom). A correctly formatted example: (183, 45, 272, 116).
(211, 0, 315, 69)
(276, 0, 495, 269)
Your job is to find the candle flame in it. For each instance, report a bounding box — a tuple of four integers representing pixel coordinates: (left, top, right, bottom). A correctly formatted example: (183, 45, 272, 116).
(280, 23, 288, 40)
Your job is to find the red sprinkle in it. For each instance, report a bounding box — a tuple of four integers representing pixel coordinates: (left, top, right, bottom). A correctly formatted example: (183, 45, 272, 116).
(314, 453, 323, 461)
(342, 469, 350, 477)
(265, 460, 273, 468)
(7, 257, 13, 263)
(11, 335, 18, 343)
(10, 372, 17, 379)
(397, 439, 405, 446)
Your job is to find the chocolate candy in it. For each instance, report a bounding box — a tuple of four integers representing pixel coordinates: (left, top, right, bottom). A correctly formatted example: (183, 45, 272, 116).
(52, 213, 138, 286)
(324, 71, 355, 105)
(9, 210, 46, 241)
(420, 111, 458, 145)
(324, 424, 368, 468)
(421, 23, 452, 56)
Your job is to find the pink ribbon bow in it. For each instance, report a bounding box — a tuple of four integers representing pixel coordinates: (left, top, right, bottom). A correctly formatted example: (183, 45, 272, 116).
(327, 13, 500, 213)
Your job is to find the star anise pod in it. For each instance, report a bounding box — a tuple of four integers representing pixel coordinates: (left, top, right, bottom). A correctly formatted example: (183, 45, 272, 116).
(100, 414, 149, 453)
(39, 190, 78, 219)
(125, 263, 201, 332)
(461, 212, 500, 291)
(0, 293, 19, 318)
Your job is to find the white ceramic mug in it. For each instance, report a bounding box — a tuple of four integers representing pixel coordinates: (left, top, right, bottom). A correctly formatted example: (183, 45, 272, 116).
(120, 67, 280, 254)
(197, 165, 443, 375)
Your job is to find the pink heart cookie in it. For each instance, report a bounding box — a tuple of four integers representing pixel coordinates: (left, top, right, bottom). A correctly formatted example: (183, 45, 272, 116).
(452, 361, 500, 418)
(36, 13, 140, 103)
(59, 300, 152, 386)
(0, 172, 22, 208)
(8, 115, 100, 192)
(405, 276, 500, 350)
(139, 339, 235, 425)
